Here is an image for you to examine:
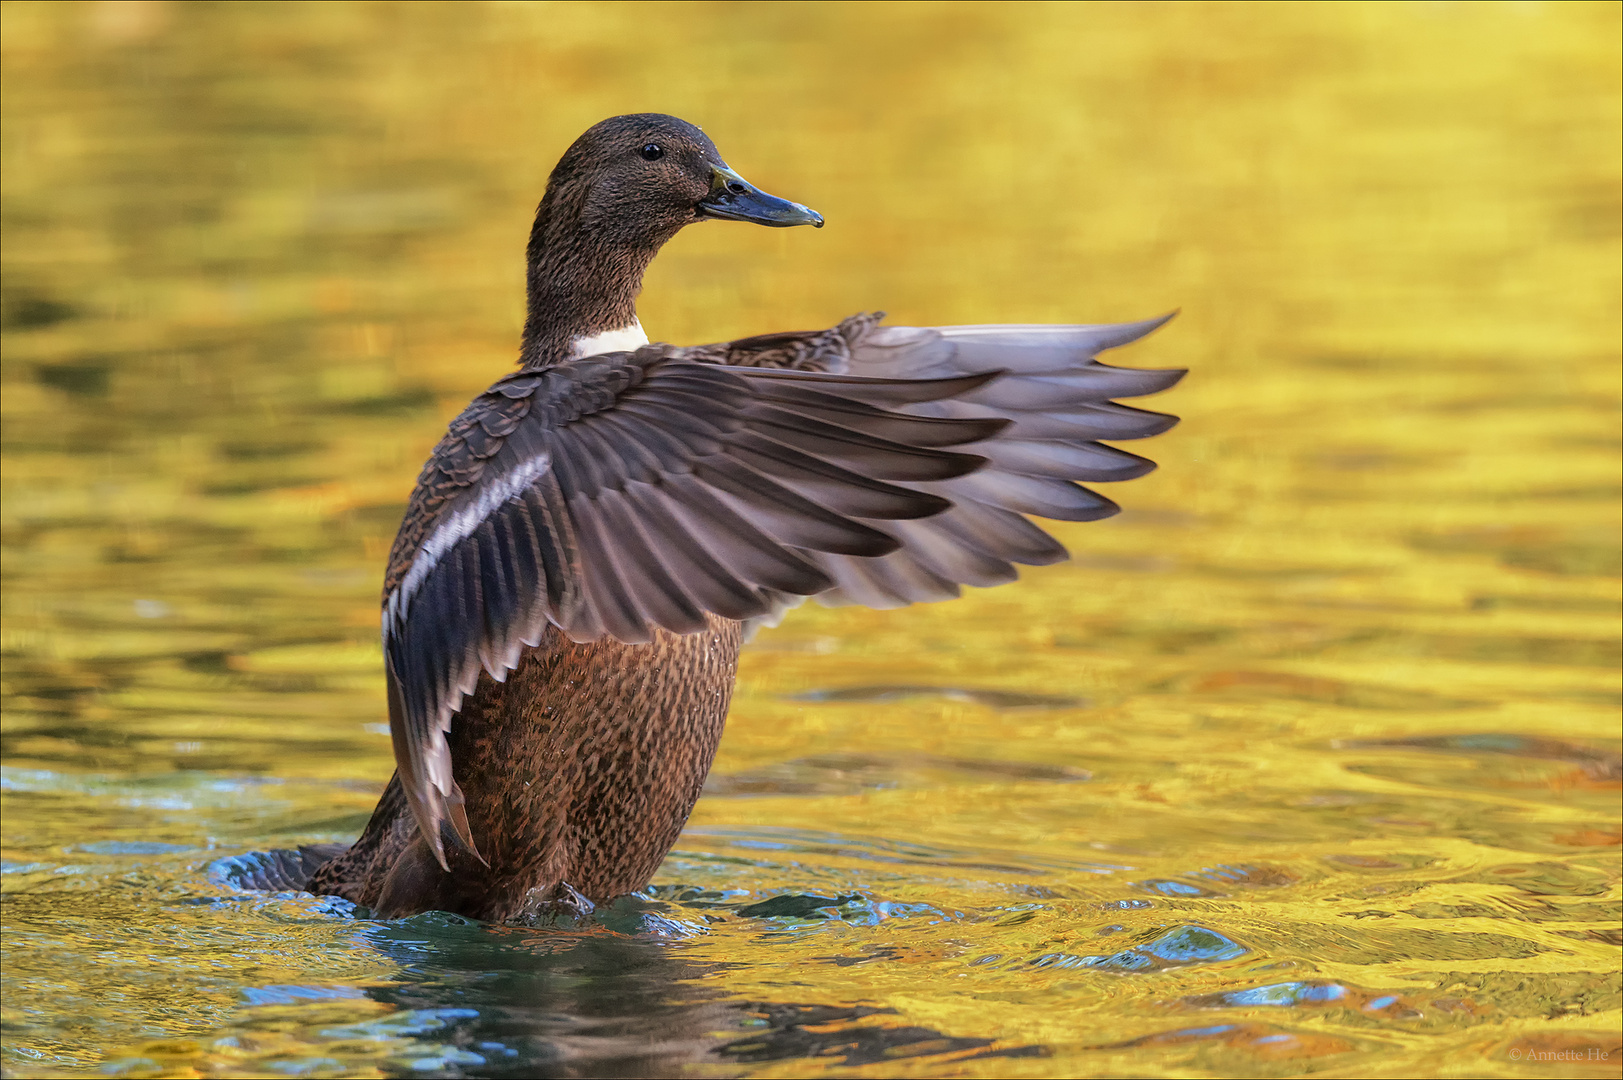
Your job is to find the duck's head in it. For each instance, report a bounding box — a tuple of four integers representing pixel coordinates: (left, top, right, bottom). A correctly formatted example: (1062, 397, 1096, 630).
(555, 113, 822, 237)
(523, 114, 822, 364)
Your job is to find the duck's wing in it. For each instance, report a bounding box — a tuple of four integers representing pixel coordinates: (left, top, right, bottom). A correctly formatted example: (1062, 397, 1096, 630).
(382, 349, 1008, 867)
(684, 312, 1184, 608)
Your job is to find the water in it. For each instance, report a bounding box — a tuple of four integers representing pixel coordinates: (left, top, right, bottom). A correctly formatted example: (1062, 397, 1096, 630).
(2, 3, 1618, 1077)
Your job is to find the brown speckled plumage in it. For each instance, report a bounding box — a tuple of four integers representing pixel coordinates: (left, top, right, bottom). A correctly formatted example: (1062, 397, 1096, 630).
(308, 617, 738, 920)
(304, 114, 1183, 920)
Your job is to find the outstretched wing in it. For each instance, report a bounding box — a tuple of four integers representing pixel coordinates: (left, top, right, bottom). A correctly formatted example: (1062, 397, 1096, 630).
(386, 314, 1182, 867)
(683, 313, 1184, 607)
(381, 348, 1007, 867)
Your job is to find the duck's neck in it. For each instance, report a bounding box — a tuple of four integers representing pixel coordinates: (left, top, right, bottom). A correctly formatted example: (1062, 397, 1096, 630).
(518, 192, 665, 367)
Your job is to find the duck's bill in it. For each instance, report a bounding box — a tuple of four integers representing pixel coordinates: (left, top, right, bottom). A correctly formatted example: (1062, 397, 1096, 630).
(698, 166, 824, 228)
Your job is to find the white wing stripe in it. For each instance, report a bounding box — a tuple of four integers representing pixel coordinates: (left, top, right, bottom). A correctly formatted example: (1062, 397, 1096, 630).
(383, 453, 553, 642)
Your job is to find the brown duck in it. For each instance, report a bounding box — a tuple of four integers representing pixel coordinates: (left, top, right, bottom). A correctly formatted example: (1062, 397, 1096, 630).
(306, 114, 1183, 921)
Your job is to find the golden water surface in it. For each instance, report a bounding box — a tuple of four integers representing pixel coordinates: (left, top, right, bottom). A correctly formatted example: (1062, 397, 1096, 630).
(2, 3, 1619, 1077)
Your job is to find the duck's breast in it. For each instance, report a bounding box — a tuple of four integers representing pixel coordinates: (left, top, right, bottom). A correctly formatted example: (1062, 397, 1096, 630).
(442, 613, 743, 915)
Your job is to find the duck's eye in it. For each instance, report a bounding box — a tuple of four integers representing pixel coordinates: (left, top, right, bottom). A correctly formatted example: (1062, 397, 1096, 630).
(639, 143, 664, 161)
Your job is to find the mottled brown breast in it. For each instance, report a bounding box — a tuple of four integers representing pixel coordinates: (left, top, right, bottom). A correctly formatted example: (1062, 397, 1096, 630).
(310, 614, 741, 921)
(445, 613, 742, 917)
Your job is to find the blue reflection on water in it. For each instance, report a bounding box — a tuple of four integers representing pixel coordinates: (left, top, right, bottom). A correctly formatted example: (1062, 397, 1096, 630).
(1139, 926, 1249, 963)
(242, 984, 367, 1007)
(1031, 925, 1249, 972)
(79, 841, 192, 856)
(1217, 981, 1347, 1007)
(321, 1007, 481, 1041)
(1135, 879, 1216, 897)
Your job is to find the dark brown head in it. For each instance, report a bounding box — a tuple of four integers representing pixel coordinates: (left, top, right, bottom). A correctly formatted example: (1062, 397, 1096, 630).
(521, 114, 822, 365)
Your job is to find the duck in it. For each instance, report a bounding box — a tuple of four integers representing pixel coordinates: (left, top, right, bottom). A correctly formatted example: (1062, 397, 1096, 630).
(304, 114, 1184, 921)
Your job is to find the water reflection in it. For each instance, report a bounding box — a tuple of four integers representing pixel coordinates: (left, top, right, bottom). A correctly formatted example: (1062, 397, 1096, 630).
(194, 852, 1044, 1078)
(3, 2, 1619, 1077)
(343, 927, 1037, 1077)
